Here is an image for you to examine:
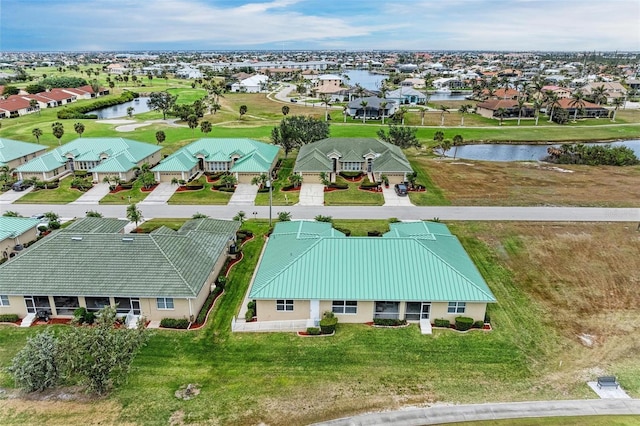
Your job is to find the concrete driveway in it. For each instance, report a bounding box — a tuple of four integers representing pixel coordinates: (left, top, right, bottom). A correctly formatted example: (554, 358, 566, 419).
(70, 183, 111, 205)
(297, 184, 324, 206)
(382, 185, 413, 207)
(139, 182, 179, 205)
(0, 186, 34, 204)
(228, 184, 258, 206)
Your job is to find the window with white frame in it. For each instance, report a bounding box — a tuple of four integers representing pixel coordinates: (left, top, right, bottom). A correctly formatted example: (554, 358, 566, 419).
(157, 297, 175, 310)
(276, 299, 294, 311)
(447, 301, 466, 314)
(341, 161, 362, 171)
(332, 300, 357, 314)
(0, 295, 9, 306)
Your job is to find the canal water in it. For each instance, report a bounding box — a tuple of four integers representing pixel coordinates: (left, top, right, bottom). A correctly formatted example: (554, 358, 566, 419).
(90, 97, 151, 119)
(451, 140, 640, 162)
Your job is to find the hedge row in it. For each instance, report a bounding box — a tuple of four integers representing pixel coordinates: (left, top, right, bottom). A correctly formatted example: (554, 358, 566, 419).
(160, 318, 190, 329)
(0, 314, 19, 322)
(57, 91, 138, 119)
(373, 318, 407, 327)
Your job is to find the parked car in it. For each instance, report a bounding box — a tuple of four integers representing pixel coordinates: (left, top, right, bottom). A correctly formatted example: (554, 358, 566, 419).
(12, 180, 28, 191)
(394, 183, 408, 196)
(290, 98, 297, 103)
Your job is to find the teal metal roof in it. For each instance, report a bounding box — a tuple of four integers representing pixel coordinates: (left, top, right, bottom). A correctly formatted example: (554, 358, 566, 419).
(294, 138, 412, 173)
(0, 217, 41, 241)
(0, 218, 239, 298)
(62, 217, 128, 234)
(16, 138, 160, 173)
(0, 138, 47, 165)
(249, 221, 496, 303)
(152, 138, 279, 174)
(89, 153, 136, 173)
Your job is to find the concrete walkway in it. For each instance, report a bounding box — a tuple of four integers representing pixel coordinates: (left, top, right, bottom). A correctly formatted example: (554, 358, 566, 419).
(297, 184, 325, 206)
(382, 185, 413, 207)
(138, 183, 178, 205)
(314, 399, 640, 426)
(70, 183, 111, 205)
(0, 186, 33, 204)
(228, 184, 258, 206)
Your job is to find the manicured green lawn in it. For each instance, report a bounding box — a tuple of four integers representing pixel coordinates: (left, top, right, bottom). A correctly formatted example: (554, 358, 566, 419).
(254, 158, 300, 206)
(167, 181, 232, 205)
(166, 88, 207, 104)
(14, 176, 84, 204)
(99, 180, 151, 204)
(323, 177, 384, 206)
(331, 219, 392, 235)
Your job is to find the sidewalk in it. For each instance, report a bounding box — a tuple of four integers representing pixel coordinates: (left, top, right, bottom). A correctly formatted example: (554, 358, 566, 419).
(70, 182, 111, 204)
(313, 399, 640, 425)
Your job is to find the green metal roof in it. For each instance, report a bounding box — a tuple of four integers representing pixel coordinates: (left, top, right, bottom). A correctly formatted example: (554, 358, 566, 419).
(0, 217, 41, 241)
(294, 138, 412, 173)
(0, 138, 47, 165)
(0, 218, 239, 298)
(62, 217, 128, 234)
(249, 220, 496, 303)
(15, 138, 160, 173)
(152, 138, 278, 174)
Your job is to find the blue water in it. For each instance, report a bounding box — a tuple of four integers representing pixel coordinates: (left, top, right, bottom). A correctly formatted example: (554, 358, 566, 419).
(451, 140, 640, 162)
(90, 97, 151, 119)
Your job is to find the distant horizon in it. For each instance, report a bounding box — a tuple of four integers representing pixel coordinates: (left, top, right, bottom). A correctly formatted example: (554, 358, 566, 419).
(1, 0, 639, 52)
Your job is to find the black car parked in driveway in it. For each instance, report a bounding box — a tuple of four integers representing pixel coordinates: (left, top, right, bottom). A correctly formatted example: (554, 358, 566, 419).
(394, 183, 408, 196)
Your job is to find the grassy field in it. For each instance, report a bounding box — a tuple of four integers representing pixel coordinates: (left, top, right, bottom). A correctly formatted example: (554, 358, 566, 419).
(167, 182, 233, 205)
(323, 176, 385, 206)
(1, 220, 639, 425)
(13, 176, 84, 204)
(99, 180, 151, 205)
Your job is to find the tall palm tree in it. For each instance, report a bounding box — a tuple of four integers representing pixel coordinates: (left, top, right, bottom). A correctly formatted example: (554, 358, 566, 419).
(532, 98, 543, 126)
(379, 101, 388, 125)
(438, 104, 449, 126)
(320, 94, 331, 121)
(32, 128, 43, 143)
(495, 108, 507, 126)
(544, 91, 560, 122)
(51, 122, 64, 145)
(200, 120, 212, 135)
(420, 107, 426, 126)
(569, 90, 586, 122)
(458, 104, 471, 126)
(359, 100, 368, 124)
(155, 130, 166, 145)
(74, 122, 85, 137)
(452, 134, 463, 159)
(516, 98, 527, 126)
(610, 97, 625, 121)
(591, 85, 607, 105)
(29, 99, 40, 115)
(126, 203, 143, 228)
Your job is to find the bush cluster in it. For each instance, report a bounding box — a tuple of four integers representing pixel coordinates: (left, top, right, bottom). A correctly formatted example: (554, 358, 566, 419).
(373, 318, 407, 327)
(454, 316, 474, 331)
(339, 171, 362, 179)
(0, 314, 19, 322)
(306, 327, 321, 335)
(319, 311, 338, 334)
(160, 318, 190, 329)
(73, 307, 96, 325)
(328, 183, 348, 190)
(434, 318, 450, 328)
(245, 309, 255, 321)
(57, 92, 138, 119)
(333, 226, 351, 236)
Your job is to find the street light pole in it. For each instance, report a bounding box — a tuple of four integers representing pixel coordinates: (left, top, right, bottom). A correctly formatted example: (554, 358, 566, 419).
(267, 179, 272, 226)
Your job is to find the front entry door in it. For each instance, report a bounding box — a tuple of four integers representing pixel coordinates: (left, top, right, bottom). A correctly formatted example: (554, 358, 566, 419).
(131, 299, 141, 315)
(24, 296, 36, 314)
(421, 302, 431, 319)
(310, 299, 320, 321)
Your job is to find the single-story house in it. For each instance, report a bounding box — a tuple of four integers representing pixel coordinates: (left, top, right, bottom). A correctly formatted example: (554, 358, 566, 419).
(580, 81, 627, 103)
(61, 85, 109, 99)
(230, 74, 269, 93)
(0, 217, 240, 323)
(386, 87, 427, 105)
(293, 137, 413, 184)
(0, 138, 48, 169)
(346, 96, 397, 120)
(555, 98, 610, 118)
(0, 217, 41, 260)
(151, 138, 279, 184)
(475, 99, 535, 120)
(0, 96, 37, 118)
(16, 137, 162, 182)
(541, 85, 573, 99)
(247, 220, 496, 327)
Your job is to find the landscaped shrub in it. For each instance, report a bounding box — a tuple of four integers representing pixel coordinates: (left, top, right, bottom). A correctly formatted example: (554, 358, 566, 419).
(247, 300, 256, 311)
(0, 314, 19, 322)
(195, 290, 220, 325)
(244, 309, 255, 321)
(455, 316, 474, 331)
(473, 320, 484, 329)
(319, 311, 338, 334)
(218, 187, 236, 192)
(333, 226, 351, 236)
(328, 183, 348, 190)
(74, 171, 88, 178)
(37, 225, 48, 233)
(119, 181, 134, 189)
(217, 275, 227, 290)
(48, 221, 61, 230)
(484, 312, 491, 324)
(72, 307, 95, 325)
(373, 318, 407, 327)
(315, 215, 333, 223)
(434, 318, 450, 328)
(160, 318, 189, 329)
(306, 327, 321, 335)
(339, 171, 362, 179)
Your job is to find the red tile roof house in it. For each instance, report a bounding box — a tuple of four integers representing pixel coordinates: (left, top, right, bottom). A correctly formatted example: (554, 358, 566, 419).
(62, 85, 109, 99)
(481, 87, 521, 100)
(0, 96, 37, 118)
(555, 98, 609, 118)
(475, 99, 534, 120)
(541, 85, 573, 99)
(28, 88, 76, 108)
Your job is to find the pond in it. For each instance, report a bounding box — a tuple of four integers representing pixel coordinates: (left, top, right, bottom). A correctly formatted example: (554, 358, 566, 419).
(89, 97, 151, 119)
(450, 140, 640, 162)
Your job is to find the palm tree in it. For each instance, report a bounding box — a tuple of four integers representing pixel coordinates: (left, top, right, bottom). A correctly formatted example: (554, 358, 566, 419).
(32, 128, 43, 143)
(544, 91, 560, 122)
(239, 105, 247, 119)
(29, 99, 40, 115)
(354, 83, 366, 99)
(187, 114, 199, 135)
(420, 107, 426, 126)
(126, 107, 135, 118)
(51, 122, 64, 145)
(289, 173, 303, 189)
(359, 100, 368, 124)
(74, 122, 85, 137)
(495, 108, 507, 126)
(452, 134, 463, 159)
(209, 103, 221, 115)
(396, 106, 408, 125)
(591, 84, 607, 105)
(251, 173, 268, 188)
(610, 97, 625, 121)
(532, 98, 543, 126)
(200, 120, 212, 135)
(281, 105, 290, 116)
(458, 104, 471, 126)
(569, 90, 586, 122)
(438, 105, 449, 126)
(319, 94, 331, 121)
(379, 101, 388, 125)
(433, 130, 444, 150)
(220, 174, 237, 189)
(155, 130, 166, 145)
(516, 98, 526, 126)
(126, 203, 143, 228)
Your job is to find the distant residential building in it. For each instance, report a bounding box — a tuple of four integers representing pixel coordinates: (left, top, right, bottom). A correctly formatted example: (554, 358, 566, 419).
(0, 138, 47, 169)
(580, 81, 627, 103)
(0, 217, 41, 260)
(386, 87, 427, 105)
(230, 74, 269, 93)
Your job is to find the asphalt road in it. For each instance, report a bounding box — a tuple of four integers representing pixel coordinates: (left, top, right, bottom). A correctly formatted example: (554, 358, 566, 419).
(2, 203, 638, 222)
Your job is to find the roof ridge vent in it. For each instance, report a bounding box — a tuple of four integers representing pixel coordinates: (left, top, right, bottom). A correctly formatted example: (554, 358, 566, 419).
(122, 237, 134, 242)
(71, 236, 83, 241)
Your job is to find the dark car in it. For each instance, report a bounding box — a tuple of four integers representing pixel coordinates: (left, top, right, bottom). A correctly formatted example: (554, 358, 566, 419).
(394, 183, 408, 196)
(290, 98, 297, 103)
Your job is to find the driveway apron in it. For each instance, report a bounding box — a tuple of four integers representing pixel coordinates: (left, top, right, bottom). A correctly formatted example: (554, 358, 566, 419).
(70, 183, 111, 205)
(138, 182, 179, 205)
(382, 185, 413, 206)
(228, 184, 258, 206)
(0, 186, 34, 204)
(297, 184, 325, 206)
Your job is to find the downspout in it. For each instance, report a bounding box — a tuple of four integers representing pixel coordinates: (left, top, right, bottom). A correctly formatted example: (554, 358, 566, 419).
(188, 298, 193, 327)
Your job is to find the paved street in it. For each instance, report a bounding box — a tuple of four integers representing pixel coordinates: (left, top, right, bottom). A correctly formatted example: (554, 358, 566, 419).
(1, 203, 638, 223)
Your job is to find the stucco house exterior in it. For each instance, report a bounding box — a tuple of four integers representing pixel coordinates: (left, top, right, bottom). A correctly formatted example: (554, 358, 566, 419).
(151, 138, 279, 184)
(15, 137, 161, 182)
(386, 87, 427, 105)
(230, 74, 269, 93)
(0, 138, 48, 170)
(245, 221, 496, 329)
(293, 138, 413, 184)
(346, 96, 397, 120)
(0, 217, 41, 261)
(0, 217, 240, 324)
